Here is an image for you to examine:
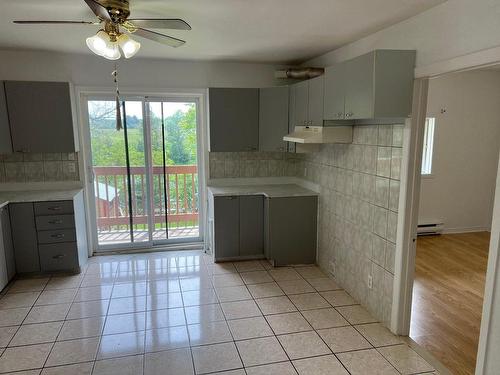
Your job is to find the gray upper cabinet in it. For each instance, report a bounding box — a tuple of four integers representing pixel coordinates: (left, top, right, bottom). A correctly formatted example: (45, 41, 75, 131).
(259, 87, 289, 152)
(324, 50, 416, 120)
(291, 76, 325, 126)
(308, 76, 324, 126)
(324, 63, 347, 120)
(209, 88, 259, 152)
(4, 81, 75, 153)
(294, 81, 309, 126)
(0, 83, 13, 154)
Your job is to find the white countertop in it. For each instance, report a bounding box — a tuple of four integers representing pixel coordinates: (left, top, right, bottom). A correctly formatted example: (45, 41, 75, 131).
(0, 189, 83, 209)
(208, 183, 318, 198)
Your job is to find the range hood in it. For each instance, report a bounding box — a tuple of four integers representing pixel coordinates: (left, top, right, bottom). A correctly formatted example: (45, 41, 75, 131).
(283, 126, 352, 144)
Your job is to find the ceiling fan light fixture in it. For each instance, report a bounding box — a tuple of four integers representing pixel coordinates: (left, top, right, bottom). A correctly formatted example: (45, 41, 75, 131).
(102, 42, 121, 60)
(118, 33, 141, 58)
(85, 29, 109, 56)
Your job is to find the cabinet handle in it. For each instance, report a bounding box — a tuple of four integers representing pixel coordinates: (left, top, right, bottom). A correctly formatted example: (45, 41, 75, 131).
(48, 206, 62, 211)
(50, 233, 65, 239)
(226, 196, 237, 200)
(52, 254, 66, 259)
(337, 112, 343, 118)
(48, 220, 63, 225)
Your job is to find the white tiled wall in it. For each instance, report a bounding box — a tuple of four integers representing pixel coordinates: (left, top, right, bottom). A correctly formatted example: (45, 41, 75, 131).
(0, 152, 80, 183)
(209, 152, 299, 179)
(290, 124, 404, 326)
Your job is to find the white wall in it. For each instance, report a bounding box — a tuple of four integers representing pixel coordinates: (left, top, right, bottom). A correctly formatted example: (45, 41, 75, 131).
(418, 70, 500, 232)
(0, 49, 281, 88)
(304, 0, 500, 70)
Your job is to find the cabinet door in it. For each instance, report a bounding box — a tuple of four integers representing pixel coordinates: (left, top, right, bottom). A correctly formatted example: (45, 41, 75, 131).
(214, 196, 240, 259)
(4, 81, 75, 153)
(0, 207, 10, 290)
(209, 88, 259, 152)
(308, 76, 324, 126)
(0, 206, 15, 281)
(267, 196, 317, 266)
(239, 196, 264, 256)
(324, 64, 346, 120)
(0, 83, 12, 154)
(344, 52, 375, 120)
(9, 203, 40, 273)
(287, 85, 296, 153)
(259, 87, 289, 152)
(294, 81, 309, 126)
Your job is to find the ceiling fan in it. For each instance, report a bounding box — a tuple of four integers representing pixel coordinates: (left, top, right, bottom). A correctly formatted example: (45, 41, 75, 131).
(13, 0, 191, 60)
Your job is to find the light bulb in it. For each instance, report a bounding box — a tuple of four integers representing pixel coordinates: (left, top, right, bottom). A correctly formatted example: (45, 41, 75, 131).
(86, 30, 110, 56)
(118, 34, 141, 58)
(102, 42, 121, 60)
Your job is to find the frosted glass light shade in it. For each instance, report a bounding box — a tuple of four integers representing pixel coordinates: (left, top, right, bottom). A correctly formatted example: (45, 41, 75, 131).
(86, 30, 109, 56)
(118, 34, 141, 58)
(102, 42, 121, 60)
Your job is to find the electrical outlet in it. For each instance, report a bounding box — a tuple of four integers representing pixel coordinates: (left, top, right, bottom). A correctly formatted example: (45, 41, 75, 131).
(368, 275, 373, 289)
(329, 261, 335, 276)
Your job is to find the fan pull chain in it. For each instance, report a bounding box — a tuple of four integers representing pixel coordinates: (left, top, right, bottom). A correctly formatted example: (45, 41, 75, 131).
(112, 65, 122, 131)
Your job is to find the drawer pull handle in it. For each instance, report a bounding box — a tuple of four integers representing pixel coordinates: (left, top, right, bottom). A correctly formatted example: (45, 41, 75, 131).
(50, 233, 65, 239)
(48, 206, 62, 211)
(52, 254, 66, 259)
(49, 220, 63, 225)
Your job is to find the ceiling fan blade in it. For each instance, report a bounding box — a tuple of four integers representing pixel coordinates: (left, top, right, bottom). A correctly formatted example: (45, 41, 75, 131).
(133, 28, 186, 48)
(13, 20, 97, 25)
(127, 19, 191, 30)
(83, 0, 111, 21)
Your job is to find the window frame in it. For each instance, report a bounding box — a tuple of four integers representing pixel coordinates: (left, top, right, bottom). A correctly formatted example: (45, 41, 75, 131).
(421, 116, 436, 177)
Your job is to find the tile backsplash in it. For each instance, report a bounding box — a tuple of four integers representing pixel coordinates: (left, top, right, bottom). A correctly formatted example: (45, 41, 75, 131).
(209, 151, 301, 179)
(0, 152, 80, 183)
(292, 124, 404, 326)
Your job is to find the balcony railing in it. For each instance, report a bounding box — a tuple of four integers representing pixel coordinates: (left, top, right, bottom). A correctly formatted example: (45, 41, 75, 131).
(93, 165, 199, 234)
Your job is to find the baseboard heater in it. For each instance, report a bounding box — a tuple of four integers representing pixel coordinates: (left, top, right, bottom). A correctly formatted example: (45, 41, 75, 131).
(417, 221, 444, 236)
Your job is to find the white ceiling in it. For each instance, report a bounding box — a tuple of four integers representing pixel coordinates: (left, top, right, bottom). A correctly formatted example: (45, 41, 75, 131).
(0, 0, 446, 64)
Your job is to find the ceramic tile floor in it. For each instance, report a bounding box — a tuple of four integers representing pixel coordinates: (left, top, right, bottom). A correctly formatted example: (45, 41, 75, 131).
(0, 250, 439, 375)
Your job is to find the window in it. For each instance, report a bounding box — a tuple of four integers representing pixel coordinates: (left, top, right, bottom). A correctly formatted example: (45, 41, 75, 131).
(421, 117, 436, 175)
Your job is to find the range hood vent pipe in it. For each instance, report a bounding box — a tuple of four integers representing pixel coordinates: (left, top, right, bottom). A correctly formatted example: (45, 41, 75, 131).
(275, 67, 324, 80)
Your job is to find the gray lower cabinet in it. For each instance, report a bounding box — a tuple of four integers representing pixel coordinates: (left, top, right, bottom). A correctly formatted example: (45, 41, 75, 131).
(214, 196, 240, 259)
(239, 196, 264, 256)
(9, 193, 88, 274)
(265, 196, 318, 266)
(4, 81, 75, 153)
(1, 206, 16, 281)
(209, 88, 259, 152)
(9, 203, 40, 273)
(213, 195, 264, 260)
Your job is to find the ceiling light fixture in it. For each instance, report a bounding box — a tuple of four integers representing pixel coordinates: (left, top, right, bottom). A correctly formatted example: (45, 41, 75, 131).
(86, 24, 141, 60)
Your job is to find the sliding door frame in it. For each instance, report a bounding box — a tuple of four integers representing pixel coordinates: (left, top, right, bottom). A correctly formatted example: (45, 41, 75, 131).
(76, 87, 208, 254)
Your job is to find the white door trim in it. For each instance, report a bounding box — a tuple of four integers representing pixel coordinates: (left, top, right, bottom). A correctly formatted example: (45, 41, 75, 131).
(391, 78, 428, 335)
(397, 44, 500, 374)
(74, 86, 208, 254)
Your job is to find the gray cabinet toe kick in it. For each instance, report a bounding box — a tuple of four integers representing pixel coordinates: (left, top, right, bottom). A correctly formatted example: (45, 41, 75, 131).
(211, 193, 318, 266)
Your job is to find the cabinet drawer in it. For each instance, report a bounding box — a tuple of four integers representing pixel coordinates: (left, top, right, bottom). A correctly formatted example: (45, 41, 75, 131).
(36, 214, 75, 231)
(37, 229, 76, 244)
(34, 201, 74, 216)
(39, 243, 78, 272)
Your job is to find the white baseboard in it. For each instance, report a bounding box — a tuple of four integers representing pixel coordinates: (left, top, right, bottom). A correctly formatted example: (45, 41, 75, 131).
(442, 226, 491, 234)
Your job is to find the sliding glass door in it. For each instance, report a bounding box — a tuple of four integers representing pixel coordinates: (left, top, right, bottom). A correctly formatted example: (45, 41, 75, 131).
(85, 95, 201, 251)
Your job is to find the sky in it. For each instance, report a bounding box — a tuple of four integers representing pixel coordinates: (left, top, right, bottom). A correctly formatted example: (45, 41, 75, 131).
(88, 100, 193, 120)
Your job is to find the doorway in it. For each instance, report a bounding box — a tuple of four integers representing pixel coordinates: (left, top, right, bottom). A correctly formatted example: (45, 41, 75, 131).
(404, 69, 500, 374)
(83, 95, 202, 252)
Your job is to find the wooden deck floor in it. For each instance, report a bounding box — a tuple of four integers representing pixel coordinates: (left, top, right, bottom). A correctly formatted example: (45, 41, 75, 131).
(98, 227, 199, 245)
(410, 232, 490, 375)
